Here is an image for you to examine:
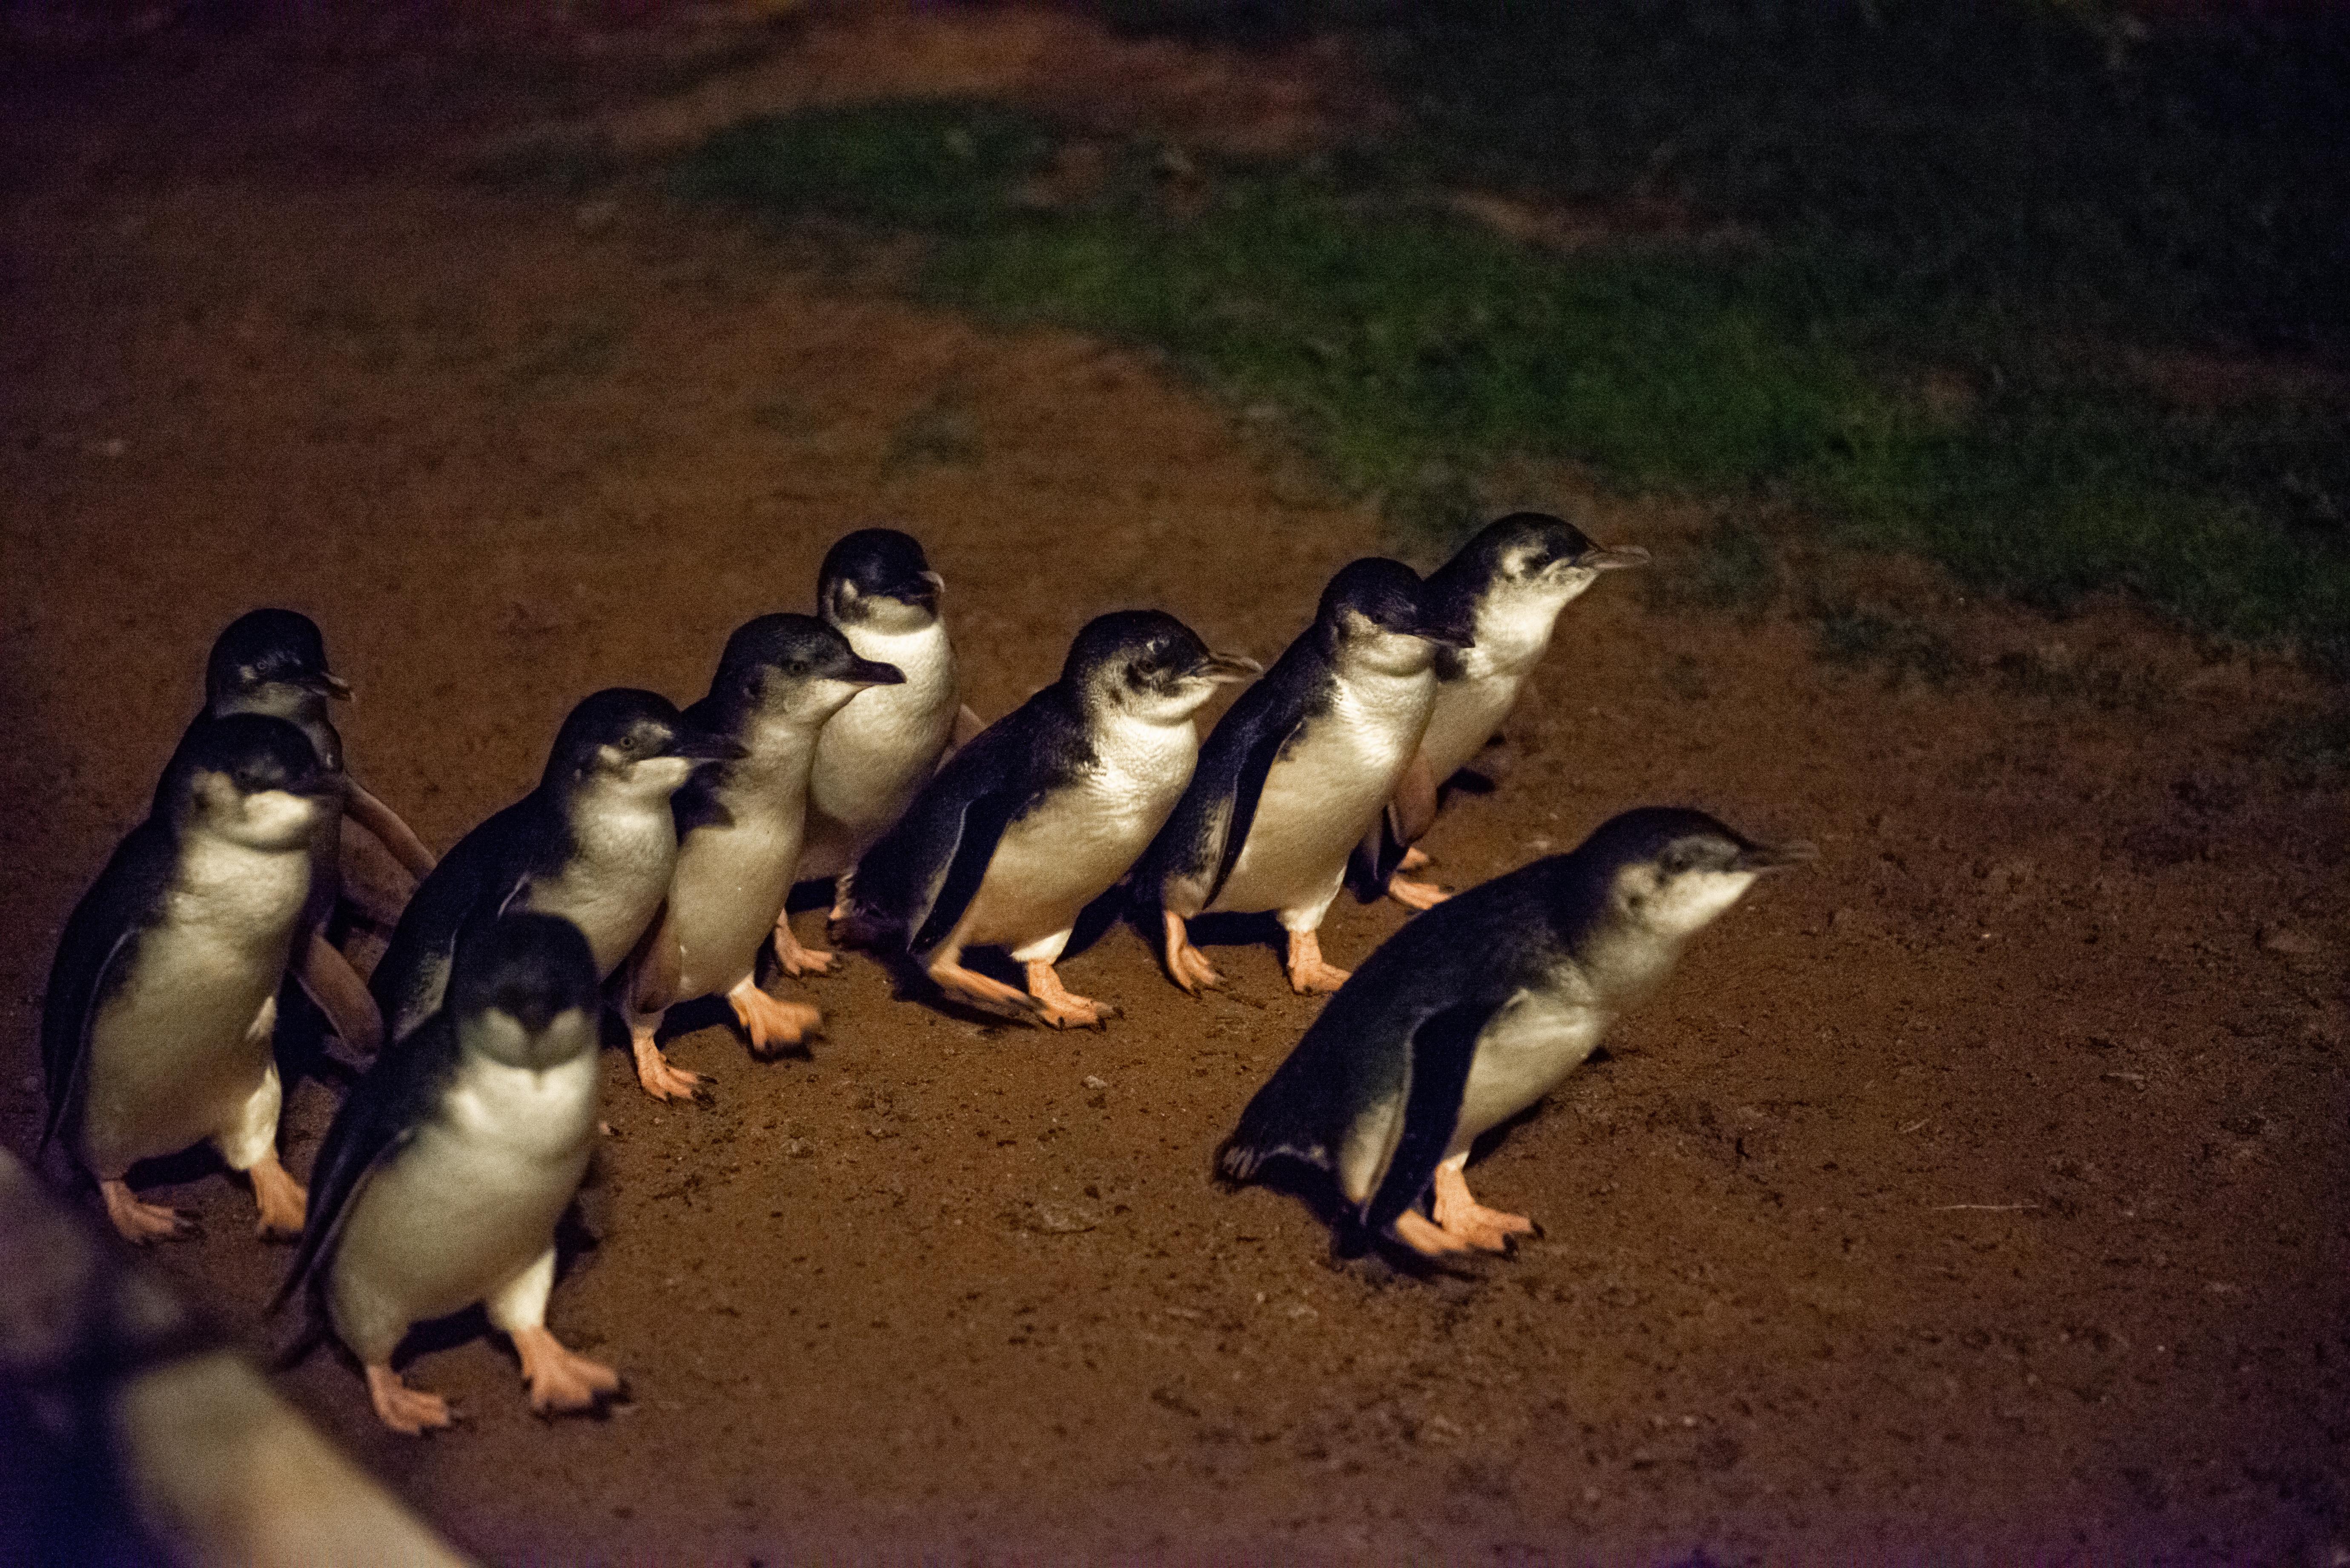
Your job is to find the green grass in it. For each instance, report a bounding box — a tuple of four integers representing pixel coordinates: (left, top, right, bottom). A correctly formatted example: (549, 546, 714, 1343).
(667, 51, 2350, 661)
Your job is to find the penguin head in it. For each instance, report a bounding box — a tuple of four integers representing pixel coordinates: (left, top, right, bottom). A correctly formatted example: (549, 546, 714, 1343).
(203, 608, 350, 711)
(542, 688, 744, 802)
(1433, 511, 1650, 630)
(1318, 558, 1473, 677)
(448, 913, 601, 1070)
(819, 528, 946, 635)
(1063, 610, 1260, 725)
(713, 612, 906, 727)
(1583, 807, 1814, 939)
(163, 712, 334, 850)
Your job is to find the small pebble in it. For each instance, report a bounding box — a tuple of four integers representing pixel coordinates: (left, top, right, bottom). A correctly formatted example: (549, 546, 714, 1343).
(2257, 924, 2319, 956)
(1082, 1074, 1107, 1090)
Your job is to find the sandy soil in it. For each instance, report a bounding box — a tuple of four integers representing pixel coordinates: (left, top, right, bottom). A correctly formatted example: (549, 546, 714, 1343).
(3, 12, 2346, 1564)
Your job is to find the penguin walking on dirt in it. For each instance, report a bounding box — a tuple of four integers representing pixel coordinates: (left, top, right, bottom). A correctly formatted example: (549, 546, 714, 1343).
(841, 611, 1257, 1027)
(782, 529, 982, 976)
(200, 608, 440, 1059)
(621, 614, 903, 1102)
(1366, 514, 1648, 909)
(277, 913, 618, 1436)
(41, 714, 337, 1244)
(1135, 558, 1475, 997)
(1218, 807, 1811, 1259)
(368, 689, 739, 1046)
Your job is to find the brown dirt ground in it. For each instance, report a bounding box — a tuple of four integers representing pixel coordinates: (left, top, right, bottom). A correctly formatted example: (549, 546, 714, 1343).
(3, 11, 2347, 1565)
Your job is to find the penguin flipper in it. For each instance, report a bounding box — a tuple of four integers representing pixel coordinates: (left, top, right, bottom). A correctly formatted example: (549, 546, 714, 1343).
(368, 805, 530, 1042)
(272, 1010, 460, 1312)
(39, 822, 175, 1159)
(1361, 1000, 1497, 1240)
(1204, 711, 1302, 907)
(343, 778, 438, 880)
(846, 709, 1037, 951)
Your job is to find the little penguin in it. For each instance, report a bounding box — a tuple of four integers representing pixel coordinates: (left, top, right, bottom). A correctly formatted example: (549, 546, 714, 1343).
(41, 713, 337, 1245)
(622, 614, 903, 1102)
(1218, 807, 1811, 1259)
(369, 689, 739, 1045)
(1369, 513, 1648, 909)
(201, 608, 440, 1058)
(841, 611, 1257, 1028)
(784, 528, 983, 976)
(277, 913, 618, 1436)
(1135, 558, 1475, 997)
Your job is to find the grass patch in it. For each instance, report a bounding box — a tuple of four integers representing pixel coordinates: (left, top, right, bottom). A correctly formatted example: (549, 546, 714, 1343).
(667, 62, 2350, 655)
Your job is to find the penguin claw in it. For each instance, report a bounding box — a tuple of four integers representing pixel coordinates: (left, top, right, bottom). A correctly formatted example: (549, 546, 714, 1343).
(1024, 962, 1117, 1030)
(1161, 912, 1223, 994)
(1432, 1165, 1536, 1253)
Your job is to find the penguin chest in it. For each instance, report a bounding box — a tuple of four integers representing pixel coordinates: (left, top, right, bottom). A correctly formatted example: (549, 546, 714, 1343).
(805, 622, 957, 872)
(1215, 671, 1433, 915)
(667, 775, 811, 998)
(523, 806, 678, 977)
(1450, 987, 1610, 1155)
(1419, 670, 1524, 788)
(80, 838, 310, 1168)
(332, 1053, 597, 1338)
(960, 716, 1198, 950)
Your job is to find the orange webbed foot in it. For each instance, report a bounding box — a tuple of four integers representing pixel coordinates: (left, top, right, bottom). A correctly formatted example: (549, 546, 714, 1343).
(101, 1180, 197, 1245)
(1025, 961, 1118, 1030)
(248, 1152, 307, 1241)
(926, 957, 1042, 1022)
(1161, 910, 1223, 994)
(1433, 1163, 1536, 1253)
(367, 1365, 455, 1436)
(1385, 874, 1453, 912)
(727, 978, 820, 1058)
(631, 1032, 708, 1103)
(772, 916, 840, 978)
(511, 1325, 621, 1416)
(1396, 845, 1433, 874)
(1283, 929, 1351, 995)
(1390, 1210, 1481, 1259)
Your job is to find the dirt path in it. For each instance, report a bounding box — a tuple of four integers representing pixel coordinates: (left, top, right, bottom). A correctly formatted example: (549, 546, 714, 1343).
(3, 18, 2345, 1565)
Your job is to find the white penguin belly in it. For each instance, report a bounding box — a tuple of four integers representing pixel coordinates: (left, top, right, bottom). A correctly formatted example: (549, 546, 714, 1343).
(802, 621, 957, 878)
(667, 807, 805, 999)
(522, 804, 678, 977)
(1212, 674, 1433, 920)
(328, 1052, 597, 1362)
(1448, 988, 1610, 1158)
(1419, 672, 1523, 788)
(957, 713, 1198, 953)
(79, 839, 308, 1175)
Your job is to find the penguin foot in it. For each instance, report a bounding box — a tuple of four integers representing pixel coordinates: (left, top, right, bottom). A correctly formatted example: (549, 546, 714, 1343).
(631, 1032, 708, 1103)
(1433, 1165, 1536, 1253)
(510, 1325, 621, 1416)
(1161, 911, 1223, 994)
(1025, 961, 1117, 1030)
(248, 1151, 309, 1241)
(1384, 873, 1453, 912)
(1397, 846, 1433, 873)
(1390, 1210, 1481, 1259)
(1283, 930, 1352, 995)
(926, 957, 1043, 1022)
(100, 1180, 198, 1245)
(727, 978, 821, 1057)
(772, 917, 840, 978)
(366, 1365, 455, 1436)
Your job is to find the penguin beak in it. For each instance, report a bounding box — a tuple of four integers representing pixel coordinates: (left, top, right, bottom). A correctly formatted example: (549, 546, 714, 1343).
(1414, 605, 1478, 651)
(893, 569, 945, 609)
(1577, 544, 1651, 572)
(845, 656, 907, 688)
(1736, 839, 1817, 872)
(1193, 652, 1262, 684)
(919, 569, 946, 595)
(318, 672, 354, 700)
(671, 727, 749, 763)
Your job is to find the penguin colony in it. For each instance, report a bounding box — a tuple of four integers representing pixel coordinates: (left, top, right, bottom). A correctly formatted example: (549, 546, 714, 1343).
(36, 516, 1809, 1436)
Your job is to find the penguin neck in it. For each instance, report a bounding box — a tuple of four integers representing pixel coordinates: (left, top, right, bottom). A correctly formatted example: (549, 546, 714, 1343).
(725, 705, 833, 800)
(173, 817, 315, 947)
(560, 770, 684, 851)
(1570, 916, 1690, 1014)
(1453, 581, 1584, 682)
(838, 615, 954, 705)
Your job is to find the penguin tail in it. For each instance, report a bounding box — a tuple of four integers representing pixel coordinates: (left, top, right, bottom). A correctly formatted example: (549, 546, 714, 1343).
(267, 1301, 330, 1373)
